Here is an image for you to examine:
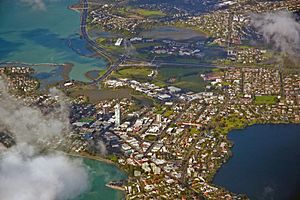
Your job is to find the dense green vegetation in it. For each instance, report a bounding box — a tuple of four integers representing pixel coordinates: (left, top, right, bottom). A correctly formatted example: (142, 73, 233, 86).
(214, 115, 248, 135)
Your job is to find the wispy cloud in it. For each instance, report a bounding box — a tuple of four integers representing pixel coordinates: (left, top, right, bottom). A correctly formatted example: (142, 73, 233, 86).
(251, 11, 300, 57)
(0, 145, 89, 200)
(20, 0, 47, 11)
(0, 80, 69, 144)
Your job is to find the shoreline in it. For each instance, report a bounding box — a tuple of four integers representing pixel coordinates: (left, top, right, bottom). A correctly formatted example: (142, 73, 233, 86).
(68, 3, 82, 13)
(85, 70, 100, 80)
(67, 152, 128, 192)
(105, 183, 126, 191)
(67, 152, 116, 165)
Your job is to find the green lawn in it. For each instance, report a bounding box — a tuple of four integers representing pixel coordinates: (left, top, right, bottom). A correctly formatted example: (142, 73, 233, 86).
(254, 95, 278, 105)
(98, 69, 106, 77)
(79, 118, 95, 123)
(157, 67, 211, 92)
(133, 42, 160, 49)
(145, 135, 157, 142)
(163, 109, 174, 118)
(113, 67, 153, 80)
(190, 127, 200, 135)
(134, 9, 166, 17)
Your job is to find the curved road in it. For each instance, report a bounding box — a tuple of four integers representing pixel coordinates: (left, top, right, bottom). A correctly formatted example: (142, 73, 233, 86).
(80, 0, 126, 84)
(80, 0, 226, 84)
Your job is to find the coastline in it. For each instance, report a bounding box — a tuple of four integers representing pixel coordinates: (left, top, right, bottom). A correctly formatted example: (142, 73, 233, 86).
(67, 152, 128, 193)
(85, 70, 100, 80)
(65, 1, 300, 199)
(67, 152, 116, 165)
(68, 3, 82, 13)
(105, 183, 126, 191)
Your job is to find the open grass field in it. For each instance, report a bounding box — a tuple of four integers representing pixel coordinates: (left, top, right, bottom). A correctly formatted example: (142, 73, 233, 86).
(134, 9, 166, 18)
(113, 67, 153, 81)
(254, 95, 278, 105)
(157, 66, 211, 92)
(111, 65, 211, 92)
(115, 7, 166, 19)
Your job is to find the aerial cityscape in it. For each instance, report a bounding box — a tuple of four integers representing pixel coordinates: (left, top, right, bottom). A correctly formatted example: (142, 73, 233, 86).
(0, 0, 299, 200)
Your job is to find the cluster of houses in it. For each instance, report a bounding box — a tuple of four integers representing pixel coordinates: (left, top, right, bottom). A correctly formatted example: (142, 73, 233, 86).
(90, 5, 150, 34)
(2, 64, 298, 199)
(151, 40, 204, 58)
(175, 0, 299, 47)
(0, 67, 39, 94)
(227, 48, 268, 64)
(101, 67, 299, 199)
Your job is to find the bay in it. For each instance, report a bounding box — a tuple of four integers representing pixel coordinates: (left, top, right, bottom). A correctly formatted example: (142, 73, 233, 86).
(0, 0, 106, 82)
(74, 158, 126, 200)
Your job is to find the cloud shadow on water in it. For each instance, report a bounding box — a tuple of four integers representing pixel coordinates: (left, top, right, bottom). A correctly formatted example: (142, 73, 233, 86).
(0, 37, 24, 60)
(20, 28, 96, 63)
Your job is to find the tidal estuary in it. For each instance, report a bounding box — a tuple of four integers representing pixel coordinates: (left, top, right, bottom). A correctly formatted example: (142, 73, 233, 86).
(0, 0, 106, 82)
(0, 0, 125, 199)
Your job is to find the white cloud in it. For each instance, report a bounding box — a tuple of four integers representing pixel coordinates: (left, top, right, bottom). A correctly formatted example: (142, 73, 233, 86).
(0, 79, 69, 144)
(251, 11, 300, 56)
(0, 145, 89, 200)
(0, 79, 89, 200)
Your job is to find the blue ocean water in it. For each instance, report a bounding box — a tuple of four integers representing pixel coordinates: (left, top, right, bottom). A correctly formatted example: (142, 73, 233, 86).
(0, 0, 106, 82)
(213, 124, 300, 200)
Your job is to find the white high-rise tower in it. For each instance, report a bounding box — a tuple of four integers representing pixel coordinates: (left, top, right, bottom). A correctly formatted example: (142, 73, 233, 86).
(115, 103, 121, 127)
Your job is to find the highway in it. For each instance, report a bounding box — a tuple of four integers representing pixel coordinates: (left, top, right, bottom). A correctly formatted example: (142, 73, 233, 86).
(92, 55, 127, 83)
(80, 0, 228, 84)
(81, 0, 115, 62)
(80, 0, 126, 84)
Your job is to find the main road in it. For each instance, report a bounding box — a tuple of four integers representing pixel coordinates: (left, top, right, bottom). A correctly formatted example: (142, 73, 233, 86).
(79, 0, 227, 84)
(80, 0, 126, 84)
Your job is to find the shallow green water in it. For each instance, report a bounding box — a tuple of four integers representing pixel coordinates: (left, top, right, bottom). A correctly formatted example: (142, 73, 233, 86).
(0, 0, 106, 82)
(74, 158, 126, 200)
